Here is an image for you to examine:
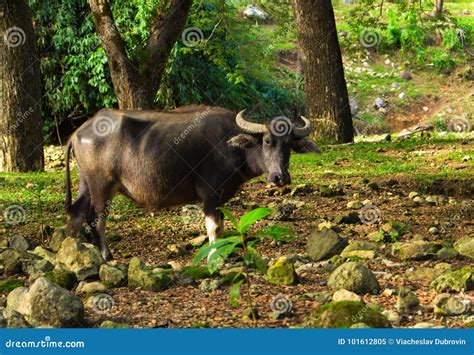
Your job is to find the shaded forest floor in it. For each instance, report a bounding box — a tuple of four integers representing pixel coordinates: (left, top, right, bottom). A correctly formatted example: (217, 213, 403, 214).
(1, 134, 473, 328)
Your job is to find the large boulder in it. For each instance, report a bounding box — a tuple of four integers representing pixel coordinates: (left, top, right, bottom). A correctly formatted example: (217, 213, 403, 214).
(128, 257, 172, 292)
(300, 301, 390, 328)
(6, 277, 84, 327)
(8, 236, 30, 252)
(327, 262, 380, 295)
(454, 237, 474, 260)
(265, 257, 297, 285)
(306, 228, 348, 261)
(56, 237, 105, 280)
(431, 268, 474, 292)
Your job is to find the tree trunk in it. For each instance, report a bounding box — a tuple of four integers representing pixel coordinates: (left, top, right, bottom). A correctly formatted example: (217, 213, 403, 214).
(432, 0, 444, 16)
(0, 0, 44, 172)
(88, 0, 193, 110)
(293, 0, 353, 143)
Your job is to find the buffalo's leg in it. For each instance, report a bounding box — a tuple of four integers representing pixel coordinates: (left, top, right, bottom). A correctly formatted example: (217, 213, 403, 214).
(203, 199, 224, 260)
(87, 183, 116, 261)
(66, 178, 91, 239)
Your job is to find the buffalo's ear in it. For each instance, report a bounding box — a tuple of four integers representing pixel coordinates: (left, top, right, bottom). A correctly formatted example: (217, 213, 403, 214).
(291, 138, 321, 153)
(227, 134, 259, 149)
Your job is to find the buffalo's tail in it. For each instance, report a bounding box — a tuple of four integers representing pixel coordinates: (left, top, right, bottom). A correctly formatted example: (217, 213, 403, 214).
(65, 138, 73, 215)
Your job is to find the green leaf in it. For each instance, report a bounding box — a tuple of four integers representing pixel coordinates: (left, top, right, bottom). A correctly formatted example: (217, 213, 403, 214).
(192, 236, 241, 266)
(248, 246, 267, 274)
(207, 242, 241, 273)
(219, 207, 239, 229)
(255, 225, 295, 242)
(238, 207, 272, 233)
(229, 279, 243, 308)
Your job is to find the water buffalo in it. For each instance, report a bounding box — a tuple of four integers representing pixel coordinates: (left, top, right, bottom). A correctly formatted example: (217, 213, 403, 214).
(65, 106, 319, 260)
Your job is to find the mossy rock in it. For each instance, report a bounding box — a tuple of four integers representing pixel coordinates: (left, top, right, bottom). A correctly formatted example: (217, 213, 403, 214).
(0, 278, 24, 293)
(327, 262, 380, 295)
(44, 268, 78, 290)
(454, 237, 474, 260)
(431, 267, 474, 292)
(128, 257, 172, 292)
(265, 257, 296, 285)
(301, 301, 390, 328)
(180, 266, 211, 281)
(99, 320, 129, 328)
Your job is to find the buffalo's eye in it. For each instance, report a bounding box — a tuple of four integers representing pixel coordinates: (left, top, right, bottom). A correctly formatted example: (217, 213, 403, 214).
(264, 138, 271, 145)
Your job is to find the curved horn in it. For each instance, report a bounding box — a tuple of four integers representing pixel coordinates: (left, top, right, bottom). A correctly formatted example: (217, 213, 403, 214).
(236, 110, 267, 134)
(293, 116, 313, 137)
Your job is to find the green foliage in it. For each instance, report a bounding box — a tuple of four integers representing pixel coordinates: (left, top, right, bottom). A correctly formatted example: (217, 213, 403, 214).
(0, 278, 24, 293)
(29, 0, 299, 140)
(344, 0, 472, 72)
(192, 206, 294, 306)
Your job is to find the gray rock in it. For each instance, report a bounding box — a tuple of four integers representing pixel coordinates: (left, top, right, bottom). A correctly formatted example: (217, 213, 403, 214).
(306, 228, 348, 261)
(396, 287, 420, 314)
(99, 263, 127, 288)
(2, 308, 30, 328)
(23, 258, 54, 280)
(350, 98, 359, 116)
(340, 241, 377, 259)
(56, 237, 105, 280)
(8, 236, 30, 251)
(332, 289, 362, 303)
(128, 257, 172, 292)
(32, 246, 56, 264)
(436, 247, 459, 261)
(396, 241, 437, 260)
(327, 262, 380, 295)
(199, 279, 222, 293)
(454, 237, 474, 260)
(49, 228, 67, 252)
(6, 277, 84, 328)
(76, 281, 108, 294)
(433, 293, 471, 316)
(374, 97, 387, 109)
(0, 249, 25, 275)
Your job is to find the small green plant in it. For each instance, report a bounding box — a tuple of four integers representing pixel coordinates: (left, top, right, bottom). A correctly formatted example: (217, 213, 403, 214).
(192, 207, 294, 309)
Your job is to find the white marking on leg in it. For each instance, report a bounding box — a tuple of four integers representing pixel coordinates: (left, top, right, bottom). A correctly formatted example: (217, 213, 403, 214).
(205, 216, 219, 261)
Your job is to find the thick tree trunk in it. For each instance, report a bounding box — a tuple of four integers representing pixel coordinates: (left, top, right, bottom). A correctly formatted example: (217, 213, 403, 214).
(293, 0, 353, 143)
(432, 0, 444, 16)
(88, 0, 193, 110)
(0, 0, 44, 172)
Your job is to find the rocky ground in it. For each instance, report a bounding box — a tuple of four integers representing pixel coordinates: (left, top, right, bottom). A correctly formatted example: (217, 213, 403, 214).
(0, 135, 473, 329)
